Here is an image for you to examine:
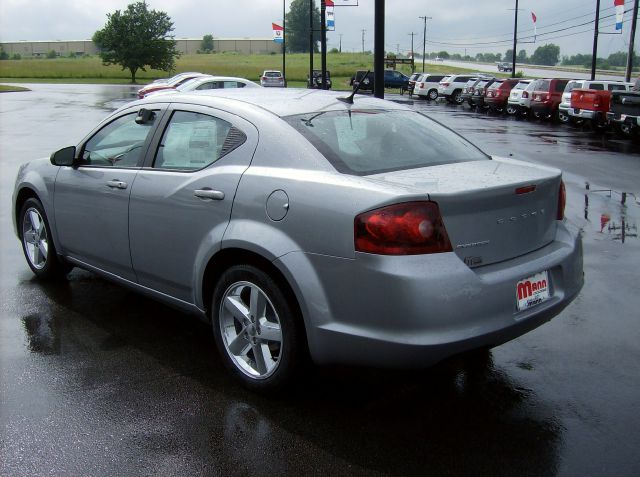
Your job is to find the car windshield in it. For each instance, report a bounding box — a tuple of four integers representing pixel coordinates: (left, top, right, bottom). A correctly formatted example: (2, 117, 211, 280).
(176, 78, 201, 91)
(284, 109, 488, 176)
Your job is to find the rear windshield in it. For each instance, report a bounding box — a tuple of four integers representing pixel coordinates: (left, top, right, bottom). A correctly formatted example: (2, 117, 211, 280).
(284, 109, 488, 176)
(514, 81, 530, 90)
(265, 72, 281, 77)
(565, 81, 581, 93)
(537, 80, 551, 92)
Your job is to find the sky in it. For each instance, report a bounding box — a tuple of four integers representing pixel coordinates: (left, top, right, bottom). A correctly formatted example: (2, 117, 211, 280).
(0, 0, 637, 58)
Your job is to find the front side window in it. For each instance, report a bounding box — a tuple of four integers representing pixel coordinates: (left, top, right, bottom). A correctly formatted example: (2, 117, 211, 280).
(153, 111, 233, 171)
(285, 110, 488, 176)
(82, 111, 156, 167)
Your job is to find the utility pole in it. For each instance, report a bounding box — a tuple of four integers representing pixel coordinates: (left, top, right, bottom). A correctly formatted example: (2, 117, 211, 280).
(309, 0, 314, 86)
(408, 32, 415, 71)
(511, 0, 518, 78)
(418, 15, 431, 73)
(374, 0, 385, 99)
(626, 0, 639, 82)
(339, 33, 343, 53)
(591, 0, 601, 80)
(361, 29, 366, 54)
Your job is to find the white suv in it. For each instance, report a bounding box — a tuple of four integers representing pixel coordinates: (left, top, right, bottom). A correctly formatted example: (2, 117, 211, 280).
(559, 79, 632, 123)
(437, 75, 476, 104)
(506, 80, 532, 114)
(260, 70, 285, 87)
(507, 79, 539, 116)
(414, 73, 447, 100)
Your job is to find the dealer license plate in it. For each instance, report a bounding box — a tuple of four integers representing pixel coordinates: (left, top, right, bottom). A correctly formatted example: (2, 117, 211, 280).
(516, 271, 551, 311)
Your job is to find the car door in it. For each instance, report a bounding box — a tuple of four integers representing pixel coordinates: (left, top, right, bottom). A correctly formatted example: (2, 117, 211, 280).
(54, 106, 164, 281)
(128, 104, 258, 303)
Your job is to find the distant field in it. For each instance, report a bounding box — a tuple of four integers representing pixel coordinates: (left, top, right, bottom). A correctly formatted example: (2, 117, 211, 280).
(0, 52, 480, 88)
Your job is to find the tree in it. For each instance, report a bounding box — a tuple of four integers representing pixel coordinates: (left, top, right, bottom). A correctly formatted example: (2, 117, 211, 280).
(529, 44, 560, 66)
(92, 1, 179, 83)
(0, 47, 8, 60)
(285, 0, 320, 53)
(517, 49, 528, 63)
(201, 34, 214, 53)
(504, 49, 514, 62)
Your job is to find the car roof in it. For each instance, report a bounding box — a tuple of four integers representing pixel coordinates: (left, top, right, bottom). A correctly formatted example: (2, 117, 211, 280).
(133, 88, 408, 117)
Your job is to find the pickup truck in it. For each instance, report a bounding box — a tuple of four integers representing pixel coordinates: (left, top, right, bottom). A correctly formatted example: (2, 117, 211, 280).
(607, 91, 640, 136)
(569, 88, 618, 129)
(497, 62, 513, 72)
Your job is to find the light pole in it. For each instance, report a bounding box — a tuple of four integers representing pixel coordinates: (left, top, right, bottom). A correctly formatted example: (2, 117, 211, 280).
(511, 0, 518, 78)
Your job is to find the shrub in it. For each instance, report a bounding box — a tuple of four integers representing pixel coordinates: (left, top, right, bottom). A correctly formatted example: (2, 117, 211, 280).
(46, 50, 57, 59)
(11, 53, 21, 60)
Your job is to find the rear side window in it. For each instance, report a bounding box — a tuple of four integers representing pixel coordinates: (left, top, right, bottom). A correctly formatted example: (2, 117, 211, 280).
(429, 75, 445, 82)
(565, 81, 581, 93)
(153, 111, 239, 171)
(590, 83, 604, 91)
(285, 110, 488, 176)
(609, 84, 627, 91)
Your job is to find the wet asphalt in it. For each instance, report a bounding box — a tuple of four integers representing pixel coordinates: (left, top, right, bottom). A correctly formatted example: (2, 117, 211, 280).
(1, 84, 639, 476)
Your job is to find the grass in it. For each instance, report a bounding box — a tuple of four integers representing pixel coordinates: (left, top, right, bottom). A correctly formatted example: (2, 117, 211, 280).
(0, 84, 30, 92)
(0, 52, 483, 89)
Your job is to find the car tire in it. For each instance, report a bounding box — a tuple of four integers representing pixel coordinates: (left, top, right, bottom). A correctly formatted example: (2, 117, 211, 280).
(428, 89, 438, 101)
(211, 264, 305, 392)
(558, 110, 569, 123)
(19, 197, 72, 280)
(506, 105, 517, 115)
(452, 90, 463, 105)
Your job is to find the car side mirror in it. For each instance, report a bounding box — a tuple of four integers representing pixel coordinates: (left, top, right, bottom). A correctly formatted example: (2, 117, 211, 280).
(50, 146, 77, 166)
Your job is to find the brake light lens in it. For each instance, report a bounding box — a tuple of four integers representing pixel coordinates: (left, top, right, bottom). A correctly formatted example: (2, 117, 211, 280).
(420, 83, 424, 89)
(522, 91, 529, 98)
(441, 82, 450, 87)
(261, 76, 267, 80)
(557, 180, 566, 220)
(355, 202, 452, 255)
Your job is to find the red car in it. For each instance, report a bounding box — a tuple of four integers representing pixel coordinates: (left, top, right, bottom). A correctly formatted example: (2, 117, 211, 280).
(484, 79, 521, 112)
(530, 78, 570, 119)
(137, 73, 207, 98)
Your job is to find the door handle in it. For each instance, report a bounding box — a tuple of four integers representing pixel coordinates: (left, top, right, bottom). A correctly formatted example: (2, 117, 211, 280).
(194, 189, 225, 201)
(106, 180, 128, 189)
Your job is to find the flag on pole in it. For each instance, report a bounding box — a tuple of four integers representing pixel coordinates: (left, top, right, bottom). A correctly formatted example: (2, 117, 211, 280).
(615, 0, 625, 31)
(531, 12, 537, 42)
(272, 23, 284, 43)
(326, 0, 335, 31)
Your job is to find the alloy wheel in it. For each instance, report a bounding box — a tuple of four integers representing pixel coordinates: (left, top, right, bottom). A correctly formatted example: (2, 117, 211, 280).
(22, 207, 48, 270)
(219, 281, 283, 379)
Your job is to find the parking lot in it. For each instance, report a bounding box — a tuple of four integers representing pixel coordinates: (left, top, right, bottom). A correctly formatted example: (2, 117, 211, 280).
(1, 84, 639, 476)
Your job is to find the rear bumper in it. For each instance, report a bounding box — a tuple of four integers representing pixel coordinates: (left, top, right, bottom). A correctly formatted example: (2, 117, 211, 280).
(568, 108, 601, 120)
(278, 223, 584, 368)
(531, 102, 556, 115)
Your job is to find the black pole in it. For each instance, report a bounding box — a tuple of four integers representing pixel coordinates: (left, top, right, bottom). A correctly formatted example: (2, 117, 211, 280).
(283, 0, 286, 87)
(374, 0, 385, 99)
(321, 0, 327, 89)
(419, 16, 427, 72)
(511, 0, 518, 78)
(626, 0, 639, 82)
(309, 0, 314, 86)
(591, 0, 601, 81)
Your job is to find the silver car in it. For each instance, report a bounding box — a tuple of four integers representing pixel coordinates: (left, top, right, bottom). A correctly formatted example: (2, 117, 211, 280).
(260, 70, 285, 87)
(13, 89, 584, 391)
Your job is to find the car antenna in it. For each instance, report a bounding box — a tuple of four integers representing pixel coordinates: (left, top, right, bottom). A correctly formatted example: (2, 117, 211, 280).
(338, 70, 370, 104)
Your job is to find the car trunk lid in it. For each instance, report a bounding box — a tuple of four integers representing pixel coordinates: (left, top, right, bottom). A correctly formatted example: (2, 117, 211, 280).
(366, 158, 561, 267)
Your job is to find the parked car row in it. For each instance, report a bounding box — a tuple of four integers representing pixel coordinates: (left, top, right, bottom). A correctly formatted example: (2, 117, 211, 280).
(410, 72, 639, 136)
(137, 72, 261, 98)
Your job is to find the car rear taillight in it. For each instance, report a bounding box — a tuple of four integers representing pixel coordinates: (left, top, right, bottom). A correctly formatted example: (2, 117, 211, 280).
(522, 91, 529, 98)
(420, 83, 425, 89)
(557, 181, 566, 220)
(261, 76, 267, 81)
(355, 202, 452, 255)
(441, 82, 450, 87)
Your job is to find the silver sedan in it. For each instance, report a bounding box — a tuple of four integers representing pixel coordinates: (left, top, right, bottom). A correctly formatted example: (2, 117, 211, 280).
(12, 89, 584, 391)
